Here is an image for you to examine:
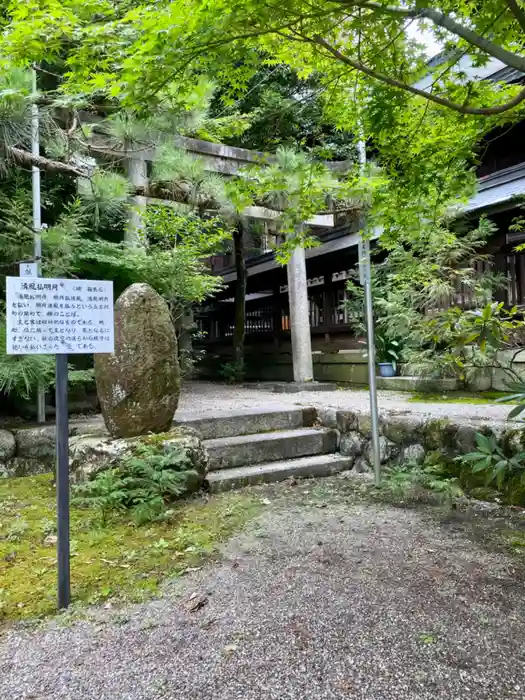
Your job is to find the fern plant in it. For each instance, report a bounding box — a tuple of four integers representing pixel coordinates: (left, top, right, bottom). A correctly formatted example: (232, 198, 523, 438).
(381, 462, 463, 505)
(72, 442, 200, 525)
(72, 469, 130, 525)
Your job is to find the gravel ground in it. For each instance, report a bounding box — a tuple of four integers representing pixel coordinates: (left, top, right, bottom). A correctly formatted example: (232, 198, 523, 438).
(177, 381, 513, 424)
(2, 485, 525, 700)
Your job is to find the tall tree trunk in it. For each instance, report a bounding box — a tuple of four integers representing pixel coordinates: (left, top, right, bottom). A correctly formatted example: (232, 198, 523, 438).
(233, 224, 246, 376)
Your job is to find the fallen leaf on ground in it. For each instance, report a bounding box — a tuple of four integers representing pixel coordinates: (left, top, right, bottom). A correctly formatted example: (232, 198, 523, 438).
(187, 594, 208, 612)
(200, 617, 216, 629)
(223, 644, 238, 654)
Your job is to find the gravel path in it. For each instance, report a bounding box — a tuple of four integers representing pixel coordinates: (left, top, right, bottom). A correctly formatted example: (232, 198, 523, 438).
(177, 381, 512, 424)
(2, 489, 525, 700)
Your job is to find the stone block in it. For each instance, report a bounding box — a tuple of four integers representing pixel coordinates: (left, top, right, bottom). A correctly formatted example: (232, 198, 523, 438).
(177, 408, 305, 440)
(421, 419, 457, 451)
(376, 376, 460, 392)
(314, 362, 369, 385)
(353, 457, 370, 473)
(317, 407, 338, 428)
(14, 426, 56, 459)
(500, 428, 525, 456)
(383, 416, 422, 445)
(400, 443, 426, 465)
(340, 431, 365, 460)
(0, 429, 16, 462)
(69, 427, 207, 486)
(205, 427, 338, 471)
(271, 381, 336, 393)
(69, 418, 107, 437)
(357, 414, 383, 439)
(4, 457, 51, 478)
(465, 368, 492, 392)
(302, 407, 318, 427)
(454, 425, 479, 454)
(363, 436, 398, 465)
(208, 454, 353, 492)
(336, 410, 358, 433)
(319, 351, 367, 365)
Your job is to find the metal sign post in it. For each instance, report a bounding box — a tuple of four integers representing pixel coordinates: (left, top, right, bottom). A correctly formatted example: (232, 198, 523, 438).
(55, 353, 70, 608)
(5, 276, 114, 609)
(359, 238, 381, 487)
(357, 135, 381, 486)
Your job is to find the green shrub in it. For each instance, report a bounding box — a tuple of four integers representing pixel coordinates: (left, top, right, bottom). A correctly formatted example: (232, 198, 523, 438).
(72, 443, 200, 525)
(456, 432, 525, 502)
(219, 360, 245, 383)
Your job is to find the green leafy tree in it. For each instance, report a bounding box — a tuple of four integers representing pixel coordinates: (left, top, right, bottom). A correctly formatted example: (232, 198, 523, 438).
(209, 64, 356, 158)
(229, 146, 369, 260)
(3, 1, 525, 399)
(6, 1, 525, 118)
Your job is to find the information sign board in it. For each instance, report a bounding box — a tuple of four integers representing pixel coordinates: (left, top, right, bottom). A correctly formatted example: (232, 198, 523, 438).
(6, 277, 114, 355)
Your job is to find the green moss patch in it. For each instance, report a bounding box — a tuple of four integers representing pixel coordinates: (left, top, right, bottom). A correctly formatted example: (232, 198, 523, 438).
(408, 391, 514, 405)
(0, 475, 260, 624)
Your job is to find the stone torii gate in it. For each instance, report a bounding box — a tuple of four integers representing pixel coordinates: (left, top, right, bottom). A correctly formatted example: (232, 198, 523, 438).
(123, 136, 341, 384)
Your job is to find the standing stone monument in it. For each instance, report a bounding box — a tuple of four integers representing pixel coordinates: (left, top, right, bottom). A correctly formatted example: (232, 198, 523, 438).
(95, 283, 180, 437)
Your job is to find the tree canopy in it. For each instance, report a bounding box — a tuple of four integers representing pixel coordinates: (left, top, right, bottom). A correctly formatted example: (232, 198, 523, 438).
(4, 1, 525, 118)
(1, 0, 524, 401)
(2, 2, 523, 248)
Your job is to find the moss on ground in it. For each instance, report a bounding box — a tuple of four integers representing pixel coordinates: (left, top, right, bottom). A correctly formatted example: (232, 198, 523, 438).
(408, 391, 513, 405)
(0, 475, 261, 624)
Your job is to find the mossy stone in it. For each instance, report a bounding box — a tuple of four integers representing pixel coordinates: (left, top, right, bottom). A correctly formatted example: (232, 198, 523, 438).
(95, 284, 181, 438)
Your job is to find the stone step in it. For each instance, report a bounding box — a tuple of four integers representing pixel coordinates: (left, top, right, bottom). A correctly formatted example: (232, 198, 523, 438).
(375, 375, 459, 392)
(176, 407, 312, 440)
(204, 427, 338, 471)
(208, 454, 353, 492)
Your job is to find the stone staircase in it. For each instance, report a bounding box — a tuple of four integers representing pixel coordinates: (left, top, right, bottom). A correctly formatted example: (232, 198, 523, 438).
(176, 407, 352, 492)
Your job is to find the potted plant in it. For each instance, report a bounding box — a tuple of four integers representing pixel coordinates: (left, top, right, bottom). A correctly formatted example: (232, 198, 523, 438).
(375, 331, 400, 377)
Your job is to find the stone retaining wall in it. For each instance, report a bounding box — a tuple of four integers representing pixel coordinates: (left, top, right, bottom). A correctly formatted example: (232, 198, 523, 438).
(1, 408, 521, 478)
(0, 418, 106, 478)
(316, 408, 520, 472)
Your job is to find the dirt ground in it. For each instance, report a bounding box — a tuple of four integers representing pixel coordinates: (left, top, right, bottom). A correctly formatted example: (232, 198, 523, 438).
(1, 477, 525, 700)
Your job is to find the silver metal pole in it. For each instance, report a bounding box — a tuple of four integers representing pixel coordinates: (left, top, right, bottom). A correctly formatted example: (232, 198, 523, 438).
(32, 69, 46, 423)
(357, 138, 381, 486)
(363, 263, 381, 487)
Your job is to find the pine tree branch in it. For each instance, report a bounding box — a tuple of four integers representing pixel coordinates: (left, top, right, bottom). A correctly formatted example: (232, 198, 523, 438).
(6, 146, 86, 176)
(3, 146, 356, 216)
(311, 35, 525, 115)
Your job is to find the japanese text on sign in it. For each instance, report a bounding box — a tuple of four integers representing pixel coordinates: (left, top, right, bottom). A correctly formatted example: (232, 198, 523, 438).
(6, 277, 114, 355)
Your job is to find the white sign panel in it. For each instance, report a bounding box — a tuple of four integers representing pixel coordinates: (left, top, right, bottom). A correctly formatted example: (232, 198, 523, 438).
(6, 277, 114, 355)
(19, 262, 38, 278)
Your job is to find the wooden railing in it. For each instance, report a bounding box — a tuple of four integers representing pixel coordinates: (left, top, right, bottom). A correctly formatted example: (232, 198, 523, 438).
(197, 254, 525, 343)
(197, 280, 353, 342)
